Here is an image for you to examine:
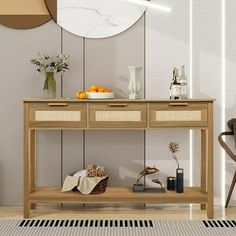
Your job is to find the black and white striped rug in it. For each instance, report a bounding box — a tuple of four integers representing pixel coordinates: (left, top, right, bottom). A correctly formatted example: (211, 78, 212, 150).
(0, 219, 235, 236)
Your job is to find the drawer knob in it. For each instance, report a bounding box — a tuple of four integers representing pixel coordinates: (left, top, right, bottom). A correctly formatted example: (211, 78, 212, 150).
(48, 103, 68, 107)
(169, 102, 188, 106)
(108, 104, 128, 107)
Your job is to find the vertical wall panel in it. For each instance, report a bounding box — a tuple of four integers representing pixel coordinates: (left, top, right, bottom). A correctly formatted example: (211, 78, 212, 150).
(36, 131, 61, 187)
(62, 31, 84, 98)
(85, 18, 145, 186)
(226, 0, 236, 203)
(0, 21, 61, 203)
(192, 0, 223, 204)
(62, 30, 84, 181)
(146, 0, 190, 187)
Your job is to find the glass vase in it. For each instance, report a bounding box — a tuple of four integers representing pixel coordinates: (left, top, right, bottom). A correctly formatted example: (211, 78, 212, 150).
(44, 72, 56, 98)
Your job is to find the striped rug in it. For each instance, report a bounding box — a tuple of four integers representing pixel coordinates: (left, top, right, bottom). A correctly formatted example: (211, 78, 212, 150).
(0, 219, 235, 236)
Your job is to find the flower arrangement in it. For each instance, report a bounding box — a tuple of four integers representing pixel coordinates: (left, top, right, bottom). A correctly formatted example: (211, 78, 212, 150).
(30, 53, 70, 74)
(168, 142, 180, 169)
(30, 53, 70, 98)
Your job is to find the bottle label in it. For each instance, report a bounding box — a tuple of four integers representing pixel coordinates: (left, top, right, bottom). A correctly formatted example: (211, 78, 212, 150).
(172, 85, 181, 96)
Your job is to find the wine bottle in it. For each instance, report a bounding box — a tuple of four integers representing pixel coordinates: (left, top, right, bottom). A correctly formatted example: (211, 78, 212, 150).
(170, 67, 181, 100)
(179, 65, 187, 100)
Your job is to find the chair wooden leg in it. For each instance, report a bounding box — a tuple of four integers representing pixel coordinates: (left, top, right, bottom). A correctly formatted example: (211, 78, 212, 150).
(225, 171, 236, 208)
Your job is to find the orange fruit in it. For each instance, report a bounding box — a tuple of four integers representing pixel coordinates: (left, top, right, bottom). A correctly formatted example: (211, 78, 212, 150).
(98, 87, 105, 92)
(88, 85, 112, 93)
(90, 85, 98, 92)
(76, 91, 87, 99)
(75, 92, 80, 98)
(79, 92, 87, 99)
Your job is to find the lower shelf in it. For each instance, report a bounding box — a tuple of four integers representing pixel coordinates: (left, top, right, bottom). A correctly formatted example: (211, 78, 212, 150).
(29, 187, 208, 204)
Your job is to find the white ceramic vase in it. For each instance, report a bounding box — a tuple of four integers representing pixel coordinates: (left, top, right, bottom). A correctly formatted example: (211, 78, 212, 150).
(128, 66, 142, 99)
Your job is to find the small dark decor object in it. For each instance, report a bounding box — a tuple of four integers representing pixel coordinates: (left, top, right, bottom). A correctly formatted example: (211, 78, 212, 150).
(169, 142, 184, 193)
(167, 176, 176, 191)
(176, 168, 184, 193)
(133, 166, 165, 193)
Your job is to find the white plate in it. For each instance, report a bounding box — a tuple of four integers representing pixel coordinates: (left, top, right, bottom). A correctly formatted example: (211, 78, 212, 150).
(86, 92, 114, 99)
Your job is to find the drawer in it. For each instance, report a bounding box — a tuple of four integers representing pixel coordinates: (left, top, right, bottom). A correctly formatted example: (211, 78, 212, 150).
(149, 102, 208, 128)
(29, 102, 87, 128)
(89, 103, 147, 128)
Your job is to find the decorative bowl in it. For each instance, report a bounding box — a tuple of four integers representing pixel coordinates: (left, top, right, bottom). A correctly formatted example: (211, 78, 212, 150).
(86, 92, 114, 99)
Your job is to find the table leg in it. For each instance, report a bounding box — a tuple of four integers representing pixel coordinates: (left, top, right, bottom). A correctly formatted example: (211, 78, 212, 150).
(207, 102, 214, 219)
(24, 103, 30, 218)
(30, 130, 36, 210)
(201, 129, 207, 210)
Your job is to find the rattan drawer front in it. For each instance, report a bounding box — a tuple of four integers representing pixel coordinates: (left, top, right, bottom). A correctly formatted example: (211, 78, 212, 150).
(89, 103, 147, 128)
(35, 110, 81, 121)
(29, 103, 87, 128)
(156, 110, 202, 121)
(149, 102, 208, 127)
(95, 111, 141, 122)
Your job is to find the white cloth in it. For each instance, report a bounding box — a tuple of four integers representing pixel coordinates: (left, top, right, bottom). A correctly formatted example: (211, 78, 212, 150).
(77, 176, 107, 195)
(62, 175, 79, 192)
(62, 174, 107, 194)
(73, 170, 87, 178)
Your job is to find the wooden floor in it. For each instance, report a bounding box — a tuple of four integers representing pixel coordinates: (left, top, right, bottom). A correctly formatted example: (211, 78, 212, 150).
(0, 205, 235, 220)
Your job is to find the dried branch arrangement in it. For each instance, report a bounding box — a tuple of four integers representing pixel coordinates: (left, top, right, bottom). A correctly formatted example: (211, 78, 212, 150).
(169, 142, 180, 169)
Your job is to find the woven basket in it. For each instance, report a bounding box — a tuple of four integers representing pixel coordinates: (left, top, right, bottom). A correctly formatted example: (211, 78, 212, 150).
(72, 176, 108, 194)
(90, 176, 108, 194)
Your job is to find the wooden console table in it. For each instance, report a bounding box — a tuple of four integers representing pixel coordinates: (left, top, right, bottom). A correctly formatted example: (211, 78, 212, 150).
(23, 99, 214, 218)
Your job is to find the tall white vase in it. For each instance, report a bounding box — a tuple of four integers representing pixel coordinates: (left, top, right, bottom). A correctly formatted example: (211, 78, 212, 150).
(128, 66, 142, 99)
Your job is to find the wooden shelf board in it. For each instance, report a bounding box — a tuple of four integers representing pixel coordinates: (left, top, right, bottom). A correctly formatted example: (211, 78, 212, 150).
(29, 187, 208, 204)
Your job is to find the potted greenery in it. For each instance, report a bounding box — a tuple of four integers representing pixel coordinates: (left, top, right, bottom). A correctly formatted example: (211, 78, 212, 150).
(30, 53, 70, 98)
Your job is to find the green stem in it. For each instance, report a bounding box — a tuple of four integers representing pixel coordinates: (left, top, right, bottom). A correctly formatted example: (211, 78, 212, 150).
(43, 76, 49, 90)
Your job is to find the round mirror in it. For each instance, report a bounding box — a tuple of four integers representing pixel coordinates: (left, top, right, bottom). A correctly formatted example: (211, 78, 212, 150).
(45, 0, 146, 38)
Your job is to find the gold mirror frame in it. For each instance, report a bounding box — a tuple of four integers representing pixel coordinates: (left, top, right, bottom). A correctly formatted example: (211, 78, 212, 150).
(0, 0, 51, 29)
(0, 15, 51, 29)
